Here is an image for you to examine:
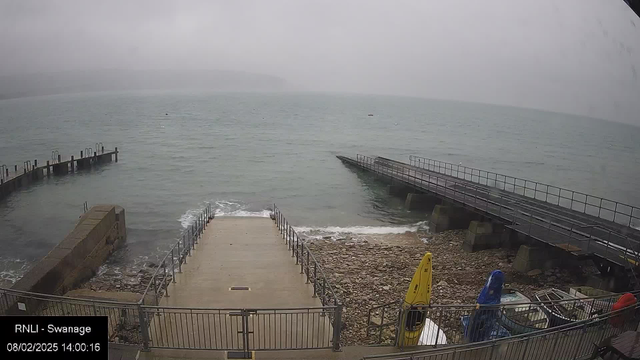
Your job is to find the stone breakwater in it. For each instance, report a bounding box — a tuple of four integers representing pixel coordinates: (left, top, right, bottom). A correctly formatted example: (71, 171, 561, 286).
(306, 229, 599, 345)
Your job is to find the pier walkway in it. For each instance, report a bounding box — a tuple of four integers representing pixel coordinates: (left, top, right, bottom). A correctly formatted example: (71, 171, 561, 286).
(0, 145, 118, 200)
(338, 154, 640, 285)
(143, 215, 337, 356)
(162, 217, 319, 308)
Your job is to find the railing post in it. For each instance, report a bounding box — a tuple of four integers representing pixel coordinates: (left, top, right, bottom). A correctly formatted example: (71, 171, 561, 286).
(572, 322, 588, 359)
(178, 240, 182, 271)
(171, 248, 176, 283)
(138, 304, 150, 351)
(291, 233, 295, 257)
(300, 244, 304, 274)
(322, 277, 326, 305)
(163, 263, 169, 297)
(306, 250, 310, 283)
(312, 263, 317, 297)
(332, 305, 342, 351)
(152, 276, 159, 306)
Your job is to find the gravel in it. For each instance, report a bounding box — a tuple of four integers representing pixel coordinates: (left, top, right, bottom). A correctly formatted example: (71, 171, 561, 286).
(306, 229, 599, 346)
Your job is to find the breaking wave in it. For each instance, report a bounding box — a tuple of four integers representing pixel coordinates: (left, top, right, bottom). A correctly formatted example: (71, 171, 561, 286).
(178, 200, 270, 228)
(295, 221, 429, 240)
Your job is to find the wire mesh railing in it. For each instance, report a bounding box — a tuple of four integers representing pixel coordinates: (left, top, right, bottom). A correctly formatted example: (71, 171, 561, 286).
(272, 204, 343, 351)
(363, 301, 640, 360)
(353, 155, 640, 279)
(139, 203, 213, 306)
(143, 306, 337, 351)
(408, 155, 640, 230)
(367, 290, 638, 348)
(0, 287, 143, 344)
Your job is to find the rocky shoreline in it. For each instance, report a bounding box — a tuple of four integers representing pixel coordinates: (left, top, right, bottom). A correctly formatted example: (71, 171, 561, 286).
(79, 261, 164, 295)
(306, 229, 600, 346)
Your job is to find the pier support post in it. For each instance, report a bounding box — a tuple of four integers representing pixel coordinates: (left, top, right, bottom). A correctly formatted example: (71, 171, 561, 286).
(80, 150, 83, 158)
(34, 160, 37, 168)
(14, 165, 17, 173)
(71, 156, 75, 172)
(463, 221, 502, 252)
(404, 193, 439, 211)
(46, 161, 50, 176)
(115, 147, 118, 162)
(57, 154, 61, 163)
(513, 245, 548, 272)
(430, 205, 480, 233)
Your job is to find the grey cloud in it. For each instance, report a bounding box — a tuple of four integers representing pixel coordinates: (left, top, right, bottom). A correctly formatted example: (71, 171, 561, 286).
(0, 0, 638, 124)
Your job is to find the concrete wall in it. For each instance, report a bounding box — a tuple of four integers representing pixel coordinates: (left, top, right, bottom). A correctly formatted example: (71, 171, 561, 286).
(11, 205, 126, 296)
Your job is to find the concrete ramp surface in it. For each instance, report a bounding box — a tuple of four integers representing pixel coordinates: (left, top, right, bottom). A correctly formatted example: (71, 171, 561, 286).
(147, 217, 333, 350)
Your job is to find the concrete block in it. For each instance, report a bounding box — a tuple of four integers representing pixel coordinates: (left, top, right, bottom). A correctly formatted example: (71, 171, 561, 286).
(404, 193, 439, 211)
(463, 221, 501, 252)
(430, 205, 481, 232)
(513, 245, 552, 272)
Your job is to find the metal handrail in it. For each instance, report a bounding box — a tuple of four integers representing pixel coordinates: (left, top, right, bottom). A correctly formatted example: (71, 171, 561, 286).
(139, 203, 213, 305)
(272, 204, 340, 307)
(391, 155, 640, 287)
(272, 204, 343, 351)
(382, 157, 640, 250)
(364, 301, 640, 360)
(409, 155, 640, 229)
(355, 155, 639, 272)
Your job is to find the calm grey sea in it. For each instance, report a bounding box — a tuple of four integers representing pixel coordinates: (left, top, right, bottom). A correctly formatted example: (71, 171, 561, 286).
(1, 90, 639, 283)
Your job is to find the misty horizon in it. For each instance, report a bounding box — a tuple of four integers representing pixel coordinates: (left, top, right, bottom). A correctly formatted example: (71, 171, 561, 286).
(1, 0, 639, 125)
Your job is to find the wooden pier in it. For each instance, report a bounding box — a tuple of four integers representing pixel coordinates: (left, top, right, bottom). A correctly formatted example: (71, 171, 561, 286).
(0, 146, 119, 200)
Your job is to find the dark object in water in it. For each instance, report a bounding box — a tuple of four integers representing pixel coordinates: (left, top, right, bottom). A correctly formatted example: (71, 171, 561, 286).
(367, 113, 373, 116)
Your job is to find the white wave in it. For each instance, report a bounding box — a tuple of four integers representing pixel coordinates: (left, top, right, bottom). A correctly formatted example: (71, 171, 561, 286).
(213, 200, 271, 217)
(216, 209, 272, 217)
(178, 200, 270, 228)
(295, 221, 429, 235)
(0, 258, 30, 285)
(178, 208, 202, 228)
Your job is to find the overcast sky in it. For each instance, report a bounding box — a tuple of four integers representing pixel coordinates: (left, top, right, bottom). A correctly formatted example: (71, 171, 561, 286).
(1, 0, 639, 124)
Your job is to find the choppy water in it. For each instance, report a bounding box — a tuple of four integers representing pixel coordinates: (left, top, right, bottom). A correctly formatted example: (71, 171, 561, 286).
(1, 90, 639, 284)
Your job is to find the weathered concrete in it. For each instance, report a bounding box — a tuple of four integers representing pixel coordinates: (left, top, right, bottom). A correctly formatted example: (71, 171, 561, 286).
(11, 205, 126, 297)
(404, 193, 439, 211)
(463, 221, 502, 252)
(513, 244, 580, 273)
(163, 217, 320, 308)
(430, 205, 480, 233)
(513, 245, 546, 272)
(151, 217, 331, 350)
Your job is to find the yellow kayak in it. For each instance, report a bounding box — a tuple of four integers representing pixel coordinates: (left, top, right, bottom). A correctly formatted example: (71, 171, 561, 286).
(398, 252, 433, 347)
